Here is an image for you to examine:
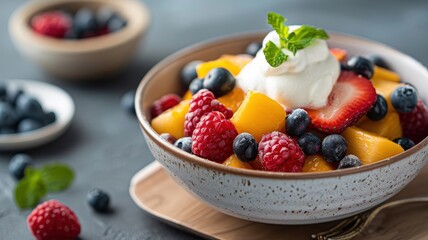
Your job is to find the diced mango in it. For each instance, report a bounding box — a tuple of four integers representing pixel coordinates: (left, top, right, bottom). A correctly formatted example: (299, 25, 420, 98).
(196, 55, 253, 78)
(371, 78, 405, 112)
(357, 111, 402, 140)
(329, 48, 347, 62)
(342, 127, 404, 165)
(223, 155, 253, 170)
(151, 100, 190, 139)
(373, 66, 400, 82)
(183, 90, 192, 100)
(231, 91, 286, 142)
(303, 154, 335, 173)
(217, 87, 246, 112)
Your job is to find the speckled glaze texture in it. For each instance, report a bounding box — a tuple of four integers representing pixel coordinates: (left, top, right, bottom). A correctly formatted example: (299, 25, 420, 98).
(143, 133, 428, 224)
(136, 32, 428, 224)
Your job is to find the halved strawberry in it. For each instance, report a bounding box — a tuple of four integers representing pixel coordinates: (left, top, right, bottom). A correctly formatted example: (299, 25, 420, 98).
(306, 71, 377, 133)
(399, 99, 428, 143)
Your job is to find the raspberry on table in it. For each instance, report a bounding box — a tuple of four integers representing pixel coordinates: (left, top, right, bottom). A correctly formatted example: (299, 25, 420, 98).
(192, 111, 238, 163)
(27, 200, 81, 240)
(31, 11, 72, 38)
(184, 89, 233, 136)
(150, 94, 181, 118)
(258, 131, 305, 172)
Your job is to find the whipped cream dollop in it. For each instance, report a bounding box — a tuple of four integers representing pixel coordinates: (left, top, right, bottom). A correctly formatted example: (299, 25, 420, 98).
(237, 26, 340, 109)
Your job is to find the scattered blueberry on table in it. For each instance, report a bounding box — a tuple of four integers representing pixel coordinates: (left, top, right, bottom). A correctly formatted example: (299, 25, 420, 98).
(121, 90, 136, 116)
(8, 154, 32, 180)
(87, 188, 111, 212)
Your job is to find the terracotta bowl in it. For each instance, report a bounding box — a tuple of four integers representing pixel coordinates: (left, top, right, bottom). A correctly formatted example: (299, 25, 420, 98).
(9, 0, 150, 81)
(136, 32, 428, 224)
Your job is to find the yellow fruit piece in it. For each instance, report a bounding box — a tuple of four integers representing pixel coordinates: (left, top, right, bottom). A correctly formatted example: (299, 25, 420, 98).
(357, 111, 402, 140)
(303, 154, 335, 173)
(196, 55, 253, 78)
(223, 155, 253, 170)
(151, 100, 190, 139)
(371, 78, 405, 112)
(231, 91, 286, 142)
(183, 90, 192, 100)
(373, 66, 400, 82)
(217, 87, 245, 112)
(342, 127, 404, 165)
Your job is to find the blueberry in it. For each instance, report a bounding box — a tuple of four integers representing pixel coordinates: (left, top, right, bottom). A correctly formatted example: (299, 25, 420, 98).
(245, 42, 262, 57)
(203, 68, 235, 98)
(17, 119, 44, 133)
(15, 95, 44, 120)
(366, 54, 390, 70)
(107, 15, 127, 33)
(321, 134, 348, 163)
(366, 94, 388, 121)
(340, 63, 350, 71)
(160, 133, 177, 144)
(189, 78, 204, 95)
(74, 8, 98, 38)
(121, 91, 136, 116)
(96, 7, 115, 28)
(87, 188, 110, 212)
(346, 56, 374, 79)
(42, 111, 57, 126)
(393, 137, 415, 150)
(298, 132, 321, 155)
(286, 109, 310, 137)
(0, 127, 15, 134)
(233, 133, 257, 162)
(391, 86, 418, 113)
(174, 137, 192, 153)
(337, 154, 362, 169)
(8, 154, 32, 180)
(0, 102, 18, 127)
(181, 61, 203, 89)
(7, 89, 24, 107)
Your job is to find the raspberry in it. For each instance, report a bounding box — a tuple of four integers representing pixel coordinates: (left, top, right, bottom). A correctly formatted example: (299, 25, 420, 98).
(258, 131, 305, 172)
(399, 99, 428, 143)
(31, 11, 71, 38)
(27, 200, 81, 240)
(150, 94, 181, 118)
(184, 89, 233, 136)
(192, 111, 238, 162)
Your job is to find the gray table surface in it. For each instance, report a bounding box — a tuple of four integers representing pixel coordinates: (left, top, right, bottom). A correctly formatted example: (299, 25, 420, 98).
(0, 0, 427, 239)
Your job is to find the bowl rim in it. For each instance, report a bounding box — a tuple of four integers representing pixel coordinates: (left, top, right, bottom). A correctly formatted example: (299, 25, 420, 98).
(8, 0, 150, 53)
(136, 30, 428, 179)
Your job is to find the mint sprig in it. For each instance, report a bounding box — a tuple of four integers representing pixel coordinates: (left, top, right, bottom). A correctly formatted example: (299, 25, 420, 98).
(263, 12, 329, 67)
(14, 163, 74, 209)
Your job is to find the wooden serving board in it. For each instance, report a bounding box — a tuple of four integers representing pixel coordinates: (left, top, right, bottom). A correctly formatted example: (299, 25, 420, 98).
(130, 162, 428, 240)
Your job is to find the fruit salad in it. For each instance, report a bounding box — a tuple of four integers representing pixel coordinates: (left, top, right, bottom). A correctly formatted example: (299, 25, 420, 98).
(150, 12, 428, 173)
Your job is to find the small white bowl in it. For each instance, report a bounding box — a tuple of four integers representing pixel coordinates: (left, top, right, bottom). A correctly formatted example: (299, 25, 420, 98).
(136, 32, 428, 225)
(0, 79, 75, 151)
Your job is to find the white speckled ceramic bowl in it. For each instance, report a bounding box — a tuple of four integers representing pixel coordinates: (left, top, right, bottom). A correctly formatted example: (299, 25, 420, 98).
(136, 32, 428, 224)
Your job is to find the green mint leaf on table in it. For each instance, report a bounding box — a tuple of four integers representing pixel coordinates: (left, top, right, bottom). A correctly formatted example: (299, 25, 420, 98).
(263, 41, 288, 67)
(264, 12, 329, 67)
(14, 168, 47, 209)
(39, 163, 74, 192)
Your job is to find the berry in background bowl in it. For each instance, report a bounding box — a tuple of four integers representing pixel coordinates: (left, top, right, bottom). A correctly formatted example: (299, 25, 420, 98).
(9, 0, 149, 81)
(135, 13, 428, 224)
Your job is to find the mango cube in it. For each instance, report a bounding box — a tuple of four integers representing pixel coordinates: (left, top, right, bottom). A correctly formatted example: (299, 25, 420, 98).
(303, 154, 335, 173)
(357, 111, 402, 140)
(151, 100, 190, 139)
(217, 87, 246, 112)
(223, 155, 253, 170)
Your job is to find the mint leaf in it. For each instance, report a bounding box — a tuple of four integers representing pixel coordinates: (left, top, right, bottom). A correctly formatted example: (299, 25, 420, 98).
(14, 168, 47, 209)
(286, 25, 329, 55)
(263, 41, 288, 67)
(267, 12, 288, 46)
(39, 163, 74, 192)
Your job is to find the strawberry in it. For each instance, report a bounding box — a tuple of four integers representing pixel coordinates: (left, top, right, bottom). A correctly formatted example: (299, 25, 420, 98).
(399, 99, 428, 143)
(27, 200, 81, 240)
(306, 71, 377, 133)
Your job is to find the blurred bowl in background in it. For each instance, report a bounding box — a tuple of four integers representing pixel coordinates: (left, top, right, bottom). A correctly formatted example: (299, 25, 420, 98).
(9, 0, 150, 81)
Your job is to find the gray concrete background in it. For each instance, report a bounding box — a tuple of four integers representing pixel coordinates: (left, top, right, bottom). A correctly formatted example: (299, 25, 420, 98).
(0, 0, 427, 239)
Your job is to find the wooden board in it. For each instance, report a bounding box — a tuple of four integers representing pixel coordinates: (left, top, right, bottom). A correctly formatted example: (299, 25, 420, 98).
(130, 162, 428, 240)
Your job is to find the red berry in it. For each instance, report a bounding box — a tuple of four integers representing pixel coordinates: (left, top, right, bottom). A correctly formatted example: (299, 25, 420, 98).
(192, 111, 238, 163)
(151, 94, 181, 118)
(31, 11, 71, 38)
(399, 99, 428, 143)
(27, 200, 81, 240)
(184, 89, 233, 136)
(258, 131, 305, 172)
